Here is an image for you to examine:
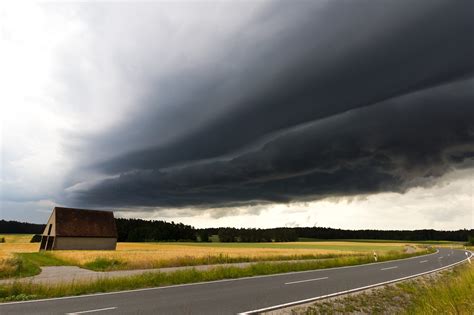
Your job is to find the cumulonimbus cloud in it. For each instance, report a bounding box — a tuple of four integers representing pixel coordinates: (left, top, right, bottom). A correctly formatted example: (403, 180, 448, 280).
(65, 0, 474, 210)
(71, 79, 474, 208)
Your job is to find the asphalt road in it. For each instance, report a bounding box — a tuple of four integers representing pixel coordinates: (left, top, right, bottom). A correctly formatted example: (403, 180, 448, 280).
(1, 248, 471, 315)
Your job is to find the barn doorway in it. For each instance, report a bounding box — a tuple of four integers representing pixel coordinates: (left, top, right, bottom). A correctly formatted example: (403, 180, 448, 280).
(40, 224, 54, 250)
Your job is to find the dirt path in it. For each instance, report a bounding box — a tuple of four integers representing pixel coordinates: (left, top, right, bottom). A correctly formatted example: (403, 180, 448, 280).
(405, 245, 417, 254)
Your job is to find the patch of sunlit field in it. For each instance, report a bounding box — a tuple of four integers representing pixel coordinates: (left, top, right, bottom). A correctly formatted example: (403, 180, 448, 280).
(0, 234, 35, 244)
(50, 241, 414, 270)
(0, 235, 38, 260)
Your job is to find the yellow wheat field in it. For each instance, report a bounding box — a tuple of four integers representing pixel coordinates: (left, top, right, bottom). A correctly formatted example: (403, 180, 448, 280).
(50, 242, 411, 269)
(0, 234, 415, 270)
(0, 235, 39, 260)
(0, 243, 39, 260)
(52, 243, 351, 268)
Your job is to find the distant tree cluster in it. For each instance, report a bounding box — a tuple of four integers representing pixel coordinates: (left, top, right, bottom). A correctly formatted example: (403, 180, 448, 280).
(115, 218, 196, 242)
(204, 227, 298, 242)
(0, 219, 45, 234)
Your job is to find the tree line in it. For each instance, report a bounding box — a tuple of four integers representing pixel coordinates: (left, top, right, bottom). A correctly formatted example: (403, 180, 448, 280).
(198, 227, 473, 243)
(1, 219, 472, 243)
(0, 219, 44, 234)
(291, 227, 474, 242)
(115, 218, 196, 242)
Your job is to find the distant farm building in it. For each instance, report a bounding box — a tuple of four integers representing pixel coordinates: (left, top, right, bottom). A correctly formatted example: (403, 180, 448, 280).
(40, 207, 117, 250)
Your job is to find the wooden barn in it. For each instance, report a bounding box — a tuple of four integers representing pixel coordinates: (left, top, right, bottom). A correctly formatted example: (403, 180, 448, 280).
(40, 207, 117, 250)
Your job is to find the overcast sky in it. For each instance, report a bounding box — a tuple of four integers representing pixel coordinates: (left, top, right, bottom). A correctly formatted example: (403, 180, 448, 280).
(1, 1, 473, 230)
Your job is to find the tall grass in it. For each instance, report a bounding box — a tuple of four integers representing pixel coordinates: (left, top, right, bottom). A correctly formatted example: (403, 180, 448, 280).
(0, 252, 69, 279)
(0, 257, 39, 279)
(0, 249, 431, 302)
(402, 259, 474, 314)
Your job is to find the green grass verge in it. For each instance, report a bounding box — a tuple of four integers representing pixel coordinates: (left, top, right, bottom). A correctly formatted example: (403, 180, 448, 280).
(81, 253, 346, 271)
(83, 258, 125, 270)
(0, 253, 69, 279)
(0, 249, 434, 302)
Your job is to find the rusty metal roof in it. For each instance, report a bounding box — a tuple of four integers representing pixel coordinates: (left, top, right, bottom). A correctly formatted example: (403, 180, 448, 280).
(54, 207, 117, 238)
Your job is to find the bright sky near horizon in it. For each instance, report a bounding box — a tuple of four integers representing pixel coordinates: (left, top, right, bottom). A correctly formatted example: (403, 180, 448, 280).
(1, 1, 473, 229)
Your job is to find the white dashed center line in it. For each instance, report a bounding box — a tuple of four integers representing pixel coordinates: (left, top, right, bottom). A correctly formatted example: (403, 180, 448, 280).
(65, 307, 117, 314)
(285, 277, 328, 285)
(380, 266, 398, 271)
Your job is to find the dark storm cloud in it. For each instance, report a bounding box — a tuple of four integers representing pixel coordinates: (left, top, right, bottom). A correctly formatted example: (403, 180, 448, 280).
(69, 0, 474, 209)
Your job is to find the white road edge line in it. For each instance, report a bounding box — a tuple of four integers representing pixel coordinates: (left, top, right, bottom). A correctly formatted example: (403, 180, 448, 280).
(419, 260, 428, 263)
(380, 266, 398, 271)
(285, 277, 328, 285)
(237, 250, 473, 314)
(65, 306, 117, 314)
(0, 249, 442, 306)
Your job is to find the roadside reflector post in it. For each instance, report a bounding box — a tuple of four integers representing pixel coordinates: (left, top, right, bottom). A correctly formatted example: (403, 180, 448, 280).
(466, 252, 471, 264)
(373, 251, 378, 262)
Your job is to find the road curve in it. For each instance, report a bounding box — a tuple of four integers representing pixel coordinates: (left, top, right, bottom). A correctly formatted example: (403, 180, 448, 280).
(0, 248, 471, 315)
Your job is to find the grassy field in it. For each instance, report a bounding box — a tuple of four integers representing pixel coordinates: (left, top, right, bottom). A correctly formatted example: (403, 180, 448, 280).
(298, 238, 465, 245)
(289, 247, 474, 315)
(0, 234, 427, 277)
(52, 241, 414, 271)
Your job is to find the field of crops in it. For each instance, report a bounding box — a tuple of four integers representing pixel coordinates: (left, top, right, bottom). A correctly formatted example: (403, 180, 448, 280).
(0, 235, 39, 260)
(53, 241, 412, 269)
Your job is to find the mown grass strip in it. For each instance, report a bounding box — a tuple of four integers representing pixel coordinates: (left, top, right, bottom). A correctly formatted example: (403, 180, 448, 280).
(0, 249, 433, 302)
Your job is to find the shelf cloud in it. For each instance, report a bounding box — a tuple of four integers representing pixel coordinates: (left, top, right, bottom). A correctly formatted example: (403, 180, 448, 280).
(66, 1, 474, 210)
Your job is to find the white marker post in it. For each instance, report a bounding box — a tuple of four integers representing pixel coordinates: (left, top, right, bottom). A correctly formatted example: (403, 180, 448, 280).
(466, 252, 471, 264)
(373, 251, 378, 262)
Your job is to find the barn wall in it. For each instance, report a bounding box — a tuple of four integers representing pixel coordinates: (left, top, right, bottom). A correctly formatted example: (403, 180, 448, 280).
(42, 210, 56, 236)
(40, 210, 57, 250)
(53, 237, 117, 250)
